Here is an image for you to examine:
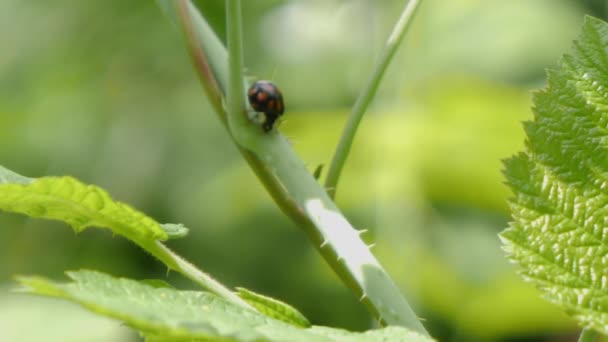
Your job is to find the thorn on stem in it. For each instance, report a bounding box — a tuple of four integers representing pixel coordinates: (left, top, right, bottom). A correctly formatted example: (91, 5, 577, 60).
(313, 164, 324, 180)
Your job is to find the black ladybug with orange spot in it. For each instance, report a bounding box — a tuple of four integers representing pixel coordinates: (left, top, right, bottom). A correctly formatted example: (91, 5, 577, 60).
(247, 80, 285, 132)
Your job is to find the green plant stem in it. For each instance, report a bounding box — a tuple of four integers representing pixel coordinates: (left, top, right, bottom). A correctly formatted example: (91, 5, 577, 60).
(578, 329, 598, 342)
(145, 241, 254, 310)
(324, 0, 424, 199)
(171, 0, 304, 222)
(225, 0, 250, 141)
(226, 0, 245, 123)
(169, 0, 226, 122)
(161, 0, 429, 335)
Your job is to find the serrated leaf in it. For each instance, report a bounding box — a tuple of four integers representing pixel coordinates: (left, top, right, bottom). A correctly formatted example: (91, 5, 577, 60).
(502, 16, 608, 333)
(0, 166, 167, 242)
(236, 287, 310, 328)
(16, 270, 433, 342)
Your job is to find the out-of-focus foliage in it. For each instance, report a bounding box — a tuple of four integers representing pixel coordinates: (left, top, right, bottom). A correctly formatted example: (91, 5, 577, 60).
(0, 287, 134, 342)
(0, 0, 598, 341)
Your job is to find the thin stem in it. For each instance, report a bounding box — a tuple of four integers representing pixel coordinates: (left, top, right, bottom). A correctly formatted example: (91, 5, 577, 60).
(145, 241, 254, 310)
(324, 0, 424, 199)
(578, 329, 598, 342)
(225, 0, 250, 137)
(175, 0, 226, 125)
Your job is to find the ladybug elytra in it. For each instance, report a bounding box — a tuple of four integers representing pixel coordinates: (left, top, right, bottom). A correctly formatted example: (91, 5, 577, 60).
(247, 80, 285, 132)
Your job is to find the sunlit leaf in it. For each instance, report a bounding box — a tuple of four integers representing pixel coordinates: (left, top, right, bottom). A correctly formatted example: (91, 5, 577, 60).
(501, 16, 608, 333)
(0, 167, 167, 242)
(17, 270, 433, 342)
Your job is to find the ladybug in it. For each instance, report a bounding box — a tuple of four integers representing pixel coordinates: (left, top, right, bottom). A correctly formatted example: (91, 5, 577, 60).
(247, 80, 285, 132)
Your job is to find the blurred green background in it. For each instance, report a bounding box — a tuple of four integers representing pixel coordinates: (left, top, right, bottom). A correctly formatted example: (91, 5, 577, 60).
(0, 0, 605, 341)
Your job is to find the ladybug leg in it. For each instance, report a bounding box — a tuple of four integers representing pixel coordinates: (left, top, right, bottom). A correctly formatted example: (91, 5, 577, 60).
(262, 112, 279, 132)
(262, 120, 273, 132)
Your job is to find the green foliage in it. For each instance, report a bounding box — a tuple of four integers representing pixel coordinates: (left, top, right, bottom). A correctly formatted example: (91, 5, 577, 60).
(16, 270, 433, 342)
(0, 166, 167, 243)
(502, 16, 608, 333)
(236, 287, 311, 328)
(2, 0, 592, 339)
(0, 163, 431, 340)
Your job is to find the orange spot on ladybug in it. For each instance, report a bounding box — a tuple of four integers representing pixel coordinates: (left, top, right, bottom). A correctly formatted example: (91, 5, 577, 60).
(257, 92, 268, 102)
(267, 100, 275, 110)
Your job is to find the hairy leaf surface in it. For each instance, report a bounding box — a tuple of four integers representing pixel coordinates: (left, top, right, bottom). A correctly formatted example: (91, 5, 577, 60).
(0, 166, 168, 242)
(17, 271, 432, 342)
(502, 16, 608, 332)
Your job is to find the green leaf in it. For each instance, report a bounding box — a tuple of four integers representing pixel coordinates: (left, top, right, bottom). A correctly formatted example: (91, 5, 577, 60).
(0, 166, 167, 242)
(236, 287, 310, 328)
(16, 270, 433, 342)
(501, 16, 608, 333)
(0, 165, 246, 307)
(139, 279, 175, 289)
(0, 289, 132, 341)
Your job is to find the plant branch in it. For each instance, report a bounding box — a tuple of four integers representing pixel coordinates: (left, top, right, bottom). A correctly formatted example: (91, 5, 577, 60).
(226, 0, 246, 131)
(171, 0, 308, 230)
(174, 0, 226, 124)
(160, 0, 429, 335)
(225, 0, 258, 147)
(324, 0, 424, 199)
